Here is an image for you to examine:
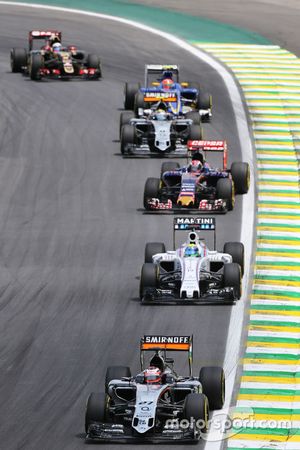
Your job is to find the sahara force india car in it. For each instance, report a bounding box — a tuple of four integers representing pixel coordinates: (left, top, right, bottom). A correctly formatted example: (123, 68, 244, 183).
(85, 335, 225, 443)
(139, 217, 244, 304)
(120, 94, 203, 156)
(143, 140, 250, 211)
(124, 64, 212, 121)
(10, 30, 102, 80)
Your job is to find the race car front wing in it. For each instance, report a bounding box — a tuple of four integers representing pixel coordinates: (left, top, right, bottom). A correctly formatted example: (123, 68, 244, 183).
(86, 422, 199, 443)
(141, 287, 236, 305)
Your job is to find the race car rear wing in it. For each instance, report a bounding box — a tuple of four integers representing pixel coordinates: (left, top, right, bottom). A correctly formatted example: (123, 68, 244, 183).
(140, 335, 193, 376)
(143, 91, 178, 103)
(29, 30, 62, 50)
(187, 140, 228, 170)
(173, 217, 216, 250)
(145, 64, 179, 86)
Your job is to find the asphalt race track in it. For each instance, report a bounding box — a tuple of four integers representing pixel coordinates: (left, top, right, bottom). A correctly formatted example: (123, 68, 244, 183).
(0, 5, 248, 449)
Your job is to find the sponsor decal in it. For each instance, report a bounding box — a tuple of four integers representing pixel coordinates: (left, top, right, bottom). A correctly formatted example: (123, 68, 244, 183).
(144, 336, 190, 344)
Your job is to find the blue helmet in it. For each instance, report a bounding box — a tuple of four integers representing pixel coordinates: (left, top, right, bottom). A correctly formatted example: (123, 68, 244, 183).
(184, 244, 200, 257)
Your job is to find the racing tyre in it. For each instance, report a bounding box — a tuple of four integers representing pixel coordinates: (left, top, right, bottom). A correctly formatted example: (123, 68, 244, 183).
(186, 111, 201, 125)
(160, 161, 180, 176)
(134, 91, 147, 115)
(188, 124, 203, 141)
(85, 392, 107, 433)
(105, 366, 131, 392)
(145, 242, 166, 263)
(216, 178, 234, 211)
(143, 177, 160, 209)
(231, 162, 250, 195)
(87, 54, 102, 78)
(199, 367, 225, 410)
(197, 93, 212, 122)
(223, 263, 242, 299)
(10, 48, 27, 73)
(120, 124, 136, 154)
(29, 53, 43, 80)
(124, 82, 140, 110)
(223, 242, 244, 276)
(139, 263, 159, 300)
(184, 393, 209, 432)
(119, 111, 135, 139)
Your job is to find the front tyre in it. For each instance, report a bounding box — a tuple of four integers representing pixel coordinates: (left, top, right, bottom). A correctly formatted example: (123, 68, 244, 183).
(87, 54, 102, 78)
(184, 393, 209, 433)
(29, 53, 43, 80)
(199, 366, 225, 410)
(11, 48, 27, 73)
(85, 392, 107, 433)
(216, 178, 234, 211)
(120, 124, 136, 154)
(139, 263, 159, 300)
(143, 177, 160, 209)
(223, 263, 242, 299)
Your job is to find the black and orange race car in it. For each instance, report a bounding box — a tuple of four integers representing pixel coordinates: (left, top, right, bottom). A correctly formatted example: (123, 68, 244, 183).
(10, 30, 102, 80)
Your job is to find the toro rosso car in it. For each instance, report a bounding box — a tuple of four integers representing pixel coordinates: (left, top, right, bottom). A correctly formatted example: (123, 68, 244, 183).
(124, 65, 212, 121)
(139, 217, 244, 304)
(85, 335, 225, 443)
(143, 140, 250, 211)
(10, 30, 102, 80)
(120, 95, 203, 157)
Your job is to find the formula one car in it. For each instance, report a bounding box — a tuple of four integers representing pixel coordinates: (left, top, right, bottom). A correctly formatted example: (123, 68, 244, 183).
(120, 97, 203, 156)
(10, 30, 102, 80)
(124, 65, 212, 122)
(143, 140, 250, 211)
(139, 217, 244, 304)
(85, 335, 225, 443)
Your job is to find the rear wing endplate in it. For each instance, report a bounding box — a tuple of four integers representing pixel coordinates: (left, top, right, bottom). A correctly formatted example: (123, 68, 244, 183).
(173, 217, 216, 250)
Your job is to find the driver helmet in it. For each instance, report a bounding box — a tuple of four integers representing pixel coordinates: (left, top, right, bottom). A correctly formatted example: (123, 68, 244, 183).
(154, 109, 168, 121)
(184, 244, 201, 258)
(52, 42, 62, 53)
(144, 367, 162, 384)
(68, 45, 77, 53)
(188, 160, 203, 173)
(161, 78, 175, 90)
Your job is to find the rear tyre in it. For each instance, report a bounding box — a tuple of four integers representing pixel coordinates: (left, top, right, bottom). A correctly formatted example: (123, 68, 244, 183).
(184, 393, 209, 432)
(120, 124, 136, 154)
(124, 82, 140, 110)
(188, 124, 203, 140)
(223, 242, 244, 276)
(29, 53, 43, 80)
(10, 48, 27, 73)
(223, 263, 241, 299)
(134, 91, 147, 115)
(160, 161, 180, 176)
(139, 263, 159, 300)
(216, 178, 234, 211)
(199, 367, 225, 410)
(119, 111, 135, 139)
(85, 392, 107, 433)
(231, 162, 250, 194)
(145, 242, 166, 263)
(143, 177, 160, 209)
(105, 366, 131, 391)
(186, 111, 201, 125)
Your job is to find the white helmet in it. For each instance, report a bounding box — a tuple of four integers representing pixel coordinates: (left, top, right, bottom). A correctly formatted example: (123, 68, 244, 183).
(52, 42, 62, 53)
